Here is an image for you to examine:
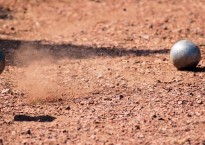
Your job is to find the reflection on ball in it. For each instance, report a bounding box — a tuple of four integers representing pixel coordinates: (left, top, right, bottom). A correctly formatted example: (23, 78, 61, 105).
(170, 40, 201, 70)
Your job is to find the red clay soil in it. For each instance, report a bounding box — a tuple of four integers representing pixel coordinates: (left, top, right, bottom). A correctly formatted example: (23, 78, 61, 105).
(0, 0, 205, 144)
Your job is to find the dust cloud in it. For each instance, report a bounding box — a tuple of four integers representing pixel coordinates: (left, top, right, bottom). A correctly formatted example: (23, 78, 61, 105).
(14, 43, 64, 103)
(14, 42, 97, 103)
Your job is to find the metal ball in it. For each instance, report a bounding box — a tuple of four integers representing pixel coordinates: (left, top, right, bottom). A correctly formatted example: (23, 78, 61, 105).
(0, 51, 5, 74)
(170, 40, 201, 70)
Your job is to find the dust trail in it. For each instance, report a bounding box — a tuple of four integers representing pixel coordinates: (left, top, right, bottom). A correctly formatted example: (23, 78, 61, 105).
(14, 43, 64, 103)
(14, 42, 97, 103)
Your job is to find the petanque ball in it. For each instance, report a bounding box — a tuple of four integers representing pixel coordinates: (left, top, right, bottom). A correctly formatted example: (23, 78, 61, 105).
(170, 40, 201, 70)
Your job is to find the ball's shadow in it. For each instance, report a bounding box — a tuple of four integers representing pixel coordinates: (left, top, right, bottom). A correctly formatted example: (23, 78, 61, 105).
(180, 66, 205, 72)
(192, 67, 205, 72)
(14, 115, 56, 122)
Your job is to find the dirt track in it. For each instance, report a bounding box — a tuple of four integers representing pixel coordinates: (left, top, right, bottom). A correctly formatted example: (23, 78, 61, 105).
(0, 0, 205, 144)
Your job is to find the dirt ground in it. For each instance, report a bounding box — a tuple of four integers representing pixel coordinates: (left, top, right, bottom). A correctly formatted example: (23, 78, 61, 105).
(0, 0, 205, 144)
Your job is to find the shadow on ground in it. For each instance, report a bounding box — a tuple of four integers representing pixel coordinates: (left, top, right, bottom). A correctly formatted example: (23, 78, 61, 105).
(185, 66, 205, 72)
(0, 39, 169, 58)
(14, 115, 56, 122)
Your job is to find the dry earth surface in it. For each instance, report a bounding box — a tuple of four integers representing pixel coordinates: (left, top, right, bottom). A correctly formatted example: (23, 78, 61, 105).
(0, 0, 205, 144)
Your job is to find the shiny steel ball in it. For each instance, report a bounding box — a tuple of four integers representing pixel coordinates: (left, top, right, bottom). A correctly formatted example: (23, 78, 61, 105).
(0, 51, 5, 74)
(170, 40, 201, 70)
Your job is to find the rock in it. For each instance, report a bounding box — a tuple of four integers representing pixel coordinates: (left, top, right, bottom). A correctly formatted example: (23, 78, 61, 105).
(147, 23, 153, 29)
(141, 34, 149, 40)
(65, 106, 71, 110)
(1, 88, 10, 94)
(135, 125, 140, 129)
(196, 99, 202, 104)
(119, 95, 124, 100)
(138, 134, 144, 138)
(97, 74, 103, 79)
(26, 129, 31, 135)
(178, 100, 186, 105)
(195, 111, 201, 116)
(88, 100, 94, 105)
(21, 129, 31, 135)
